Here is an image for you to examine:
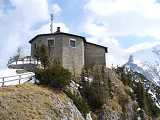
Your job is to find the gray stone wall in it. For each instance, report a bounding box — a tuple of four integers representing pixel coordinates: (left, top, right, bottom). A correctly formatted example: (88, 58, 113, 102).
(62, 35, 85, 76)
(30, 34, 85, 76)
(84, 43, 106, 67)
(31, 35, 63, 64)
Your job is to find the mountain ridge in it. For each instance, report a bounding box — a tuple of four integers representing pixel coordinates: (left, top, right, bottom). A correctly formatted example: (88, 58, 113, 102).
(123, 54, 160, 109)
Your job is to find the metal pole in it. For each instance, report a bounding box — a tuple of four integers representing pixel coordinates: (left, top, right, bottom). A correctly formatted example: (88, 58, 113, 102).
(19, 75, 21, 84)
(50, 14, 53, 33)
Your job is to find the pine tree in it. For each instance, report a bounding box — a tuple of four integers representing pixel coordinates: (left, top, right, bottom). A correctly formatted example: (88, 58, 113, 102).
(80, 66, 111, 110)
(106, 69, 113, 99)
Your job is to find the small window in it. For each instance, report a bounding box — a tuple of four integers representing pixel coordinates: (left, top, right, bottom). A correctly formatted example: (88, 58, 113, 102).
(34, 43, 37, 49)
(70, 39, 76, 48)
(48, 39, 55, 47)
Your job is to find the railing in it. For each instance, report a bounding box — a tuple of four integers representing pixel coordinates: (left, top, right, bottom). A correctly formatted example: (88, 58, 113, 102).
(7, 56, 41, 66)
(0, 72, 35, 87)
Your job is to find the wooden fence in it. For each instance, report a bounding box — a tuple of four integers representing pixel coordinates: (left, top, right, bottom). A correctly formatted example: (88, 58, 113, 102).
(0, 72, 35, 87)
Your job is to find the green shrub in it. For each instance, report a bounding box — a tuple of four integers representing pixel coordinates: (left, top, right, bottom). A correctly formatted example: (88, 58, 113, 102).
(35, 64, 71, 89)
(34, 45, 50, 69)
(35, 68, 50, 84)
(65, 91, 90, 117)
(81, 84, 104, 110)
(80, 66, 109, 110)
(124, 86, 134, 99)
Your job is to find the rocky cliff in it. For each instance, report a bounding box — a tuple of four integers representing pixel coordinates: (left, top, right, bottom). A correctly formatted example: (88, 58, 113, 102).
(0, 67, 159, 120)
(94, 68, 139, 120)
(79, 67, 155, 120)
(0, 84, 84, 120)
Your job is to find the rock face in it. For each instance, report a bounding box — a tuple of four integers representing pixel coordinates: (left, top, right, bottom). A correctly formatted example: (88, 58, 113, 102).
(106, 69, 137, 120)
(92, 68, 139, 120)
(0, 84, 84, 120)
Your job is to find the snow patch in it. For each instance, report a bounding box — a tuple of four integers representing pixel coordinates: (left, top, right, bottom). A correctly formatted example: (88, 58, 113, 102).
(0, 68, 35, 87)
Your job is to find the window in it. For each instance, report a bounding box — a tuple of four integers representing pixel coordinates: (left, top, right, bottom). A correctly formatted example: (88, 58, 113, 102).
(34, 43, 37, 49)
(48, 38, 55, 47)
(69, 39, 76, 48)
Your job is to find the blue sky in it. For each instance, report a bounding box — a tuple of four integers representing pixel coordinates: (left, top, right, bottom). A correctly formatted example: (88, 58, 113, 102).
(1, 0, 160, 68)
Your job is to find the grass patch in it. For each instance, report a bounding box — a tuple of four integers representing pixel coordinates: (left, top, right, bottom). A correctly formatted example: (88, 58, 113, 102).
(0, 83, 84, 120)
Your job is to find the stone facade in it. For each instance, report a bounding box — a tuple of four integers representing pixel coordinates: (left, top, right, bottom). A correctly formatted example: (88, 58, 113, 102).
(84, 42, 106, 67)
(29, 28, 107, 75)
(31, 34, 63, 64)
(61, 34, 85, 76)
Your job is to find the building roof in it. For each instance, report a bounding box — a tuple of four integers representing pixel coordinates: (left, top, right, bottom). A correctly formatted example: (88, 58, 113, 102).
(85, 42, 108, 53)
(29, 32, 86, 43)
(29, 32, 108, 53)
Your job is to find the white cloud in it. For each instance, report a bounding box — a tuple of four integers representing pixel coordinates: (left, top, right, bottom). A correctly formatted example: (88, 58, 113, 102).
(0, 0, 69, 69)
(34, 22, 69, 34)
(83, 0, 160, 66)
(126, 41, 160, 53)
(85, 0, 160, 18)
(50, 3, 62, 14)
(85, 0, 160, 38)
(84, 22, 129, 66)
(0, 10, 3, 17)
(0, 0, 5, 5)
(10, 0, 49, 25)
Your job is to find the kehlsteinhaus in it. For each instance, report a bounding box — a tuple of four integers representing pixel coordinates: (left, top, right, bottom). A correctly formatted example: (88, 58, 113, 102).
(29, 27, 108, 75)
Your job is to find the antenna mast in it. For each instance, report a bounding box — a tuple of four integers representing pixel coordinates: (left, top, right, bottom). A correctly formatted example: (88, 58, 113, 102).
(50, 14, 53, 33)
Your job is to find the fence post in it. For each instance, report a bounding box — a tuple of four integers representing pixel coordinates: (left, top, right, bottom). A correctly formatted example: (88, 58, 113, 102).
(19, 75, 21, 84)
(30, 57, 31, 64)
(2, 78, 4, 87)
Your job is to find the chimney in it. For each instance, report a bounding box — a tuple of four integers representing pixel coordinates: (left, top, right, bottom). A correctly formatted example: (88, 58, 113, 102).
(56, 27, 60, 32)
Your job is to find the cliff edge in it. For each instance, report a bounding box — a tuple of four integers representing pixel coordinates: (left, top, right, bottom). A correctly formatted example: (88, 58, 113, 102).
(0, 84, 84, 120)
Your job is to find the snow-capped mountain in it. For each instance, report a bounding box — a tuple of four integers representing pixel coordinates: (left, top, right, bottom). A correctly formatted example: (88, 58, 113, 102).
(124, 55, 144, 74)
(123, 45, 160, 108)
(125, 45, 160, 85)
(123, 56, 160, 108)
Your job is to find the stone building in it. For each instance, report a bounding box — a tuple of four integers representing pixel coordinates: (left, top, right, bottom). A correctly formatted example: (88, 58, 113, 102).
(29, 27, 108, 75)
